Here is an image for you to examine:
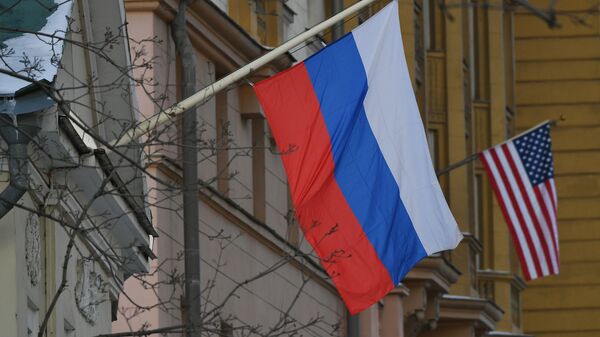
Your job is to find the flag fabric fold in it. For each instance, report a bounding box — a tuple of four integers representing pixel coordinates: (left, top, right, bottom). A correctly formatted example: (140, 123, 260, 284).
(480, 122, 559, 280)
(254, 1, 462, 314)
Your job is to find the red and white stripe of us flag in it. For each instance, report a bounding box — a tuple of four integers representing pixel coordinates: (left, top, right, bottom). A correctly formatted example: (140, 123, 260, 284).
(480, 143, 559, 280)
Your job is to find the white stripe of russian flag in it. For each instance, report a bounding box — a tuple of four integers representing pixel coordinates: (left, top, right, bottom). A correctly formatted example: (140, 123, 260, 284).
(352, 1, 462, 256)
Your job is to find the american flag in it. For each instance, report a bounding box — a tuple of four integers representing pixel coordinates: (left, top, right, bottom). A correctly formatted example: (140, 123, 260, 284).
(479, 122, 559, 280)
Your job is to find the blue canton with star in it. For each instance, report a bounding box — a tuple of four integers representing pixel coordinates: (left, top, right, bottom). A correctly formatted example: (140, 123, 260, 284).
(513, 124, 554, 186)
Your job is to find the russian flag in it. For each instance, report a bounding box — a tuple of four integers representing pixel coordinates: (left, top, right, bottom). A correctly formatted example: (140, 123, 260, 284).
(254, 1, 462, 314)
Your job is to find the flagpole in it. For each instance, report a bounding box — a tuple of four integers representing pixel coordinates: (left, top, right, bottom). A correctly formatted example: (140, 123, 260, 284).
(112, 0, 381, 147)
(436, 153, 479, 177)
(436, 120, 557, 177)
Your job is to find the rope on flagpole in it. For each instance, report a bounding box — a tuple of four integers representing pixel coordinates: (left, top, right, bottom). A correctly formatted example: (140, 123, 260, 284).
(435, 119, 559, 177)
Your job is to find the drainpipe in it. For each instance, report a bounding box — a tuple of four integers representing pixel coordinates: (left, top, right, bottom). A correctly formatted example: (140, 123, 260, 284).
(0, 114, 40, 218)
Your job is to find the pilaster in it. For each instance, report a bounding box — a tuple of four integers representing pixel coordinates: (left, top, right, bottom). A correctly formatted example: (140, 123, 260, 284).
(381, 285, 410, 337)
(487, 0, 511, 273)
(444, 3, 474, 297)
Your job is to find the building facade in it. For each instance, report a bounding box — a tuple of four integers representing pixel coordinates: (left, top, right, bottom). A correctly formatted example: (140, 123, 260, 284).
(515, 1, 600, 336)
(114, 0, 550, 336)
(0, 1, 154, 336)
(322, 0, 529, 335)
(115, 1, 346, 336)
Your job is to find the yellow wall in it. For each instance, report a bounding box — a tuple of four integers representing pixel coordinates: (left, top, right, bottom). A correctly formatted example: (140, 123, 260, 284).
(227, 0, 280, 45)
(515, 1, 600, 336)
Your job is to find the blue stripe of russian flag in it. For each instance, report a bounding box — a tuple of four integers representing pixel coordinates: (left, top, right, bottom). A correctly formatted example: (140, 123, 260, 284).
(304, 32, 427, 286)
(255, 1, 462, 314)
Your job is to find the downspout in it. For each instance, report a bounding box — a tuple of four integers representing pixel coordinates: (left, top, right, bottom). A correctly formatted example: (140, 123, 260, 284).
(0, 114, 40, 218)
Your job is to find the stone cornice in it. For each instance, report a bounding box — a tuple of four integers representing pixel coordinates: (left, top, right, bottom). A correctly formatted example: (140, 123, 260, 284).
(404, 256, 461, 293)
(439, 294, 504, 331)
(485, 331, 533, 337)
(478, 269, 527, 291)
(392, 283, 411, 297)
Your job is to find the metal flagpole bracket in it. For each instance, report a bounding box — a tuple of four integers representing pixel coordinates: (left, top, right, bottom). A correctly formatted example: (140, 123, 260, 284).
(512, 0, 559, 28)
(435, 153, 479, 177)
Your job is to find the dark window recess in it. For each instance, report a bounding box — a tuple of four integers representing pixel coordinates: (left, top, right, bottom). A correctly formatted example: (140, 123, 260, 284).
(347, 311, 360, 337)
(427, 129, 438, 170)
(414, 0, 425, 86)
(505, 107, 515, 138)
(511, 284, 521, 327)
(475, 174, 484, 268)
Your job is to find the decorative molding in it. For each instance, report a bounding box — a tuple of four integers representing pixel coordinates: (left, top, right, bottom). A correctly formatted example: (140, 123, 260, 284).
(405, 256, 461, 292)
(438, 294, 504, 331)
(25, 213, 41, 286)
(402, 257, 461, 337)
(75, 259, 106, 324)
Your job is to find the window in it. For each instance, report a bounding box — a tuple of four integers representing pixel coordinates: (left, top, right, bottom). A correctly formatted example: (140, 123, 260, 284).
(427, 129, 438, 170)
(414, 0, 426, 114)
(504, 10, 516, 111)
(428, 125, 449, 196)
(252, 118, 266, 221)
(423, 0, 431, 50)
(281, 2, 295, 42)
(474, 174, 484, 268)
(511, 284, 521, 327)
(479, 278, 494, 301)
(286, 187, 299, 247)
(506, 107, 515, 138)
(469, 246, 477, 289)
(425, 0, 445, 51)
(462, 2, 474, 142)
(473, 1, 489, 100)
(255, 0, 267, 43)
(347, 312, 359, 337)
(254, 0, 282, 45)
(216, 91, 230, 196)
(464, 63, 472, 140)
(414, 0, 425, 85)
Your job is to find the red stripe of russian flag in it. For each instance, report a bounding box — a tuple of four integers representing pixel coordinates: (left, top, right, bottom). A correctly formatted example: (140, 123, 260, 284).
(255, 62, 394, 314)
